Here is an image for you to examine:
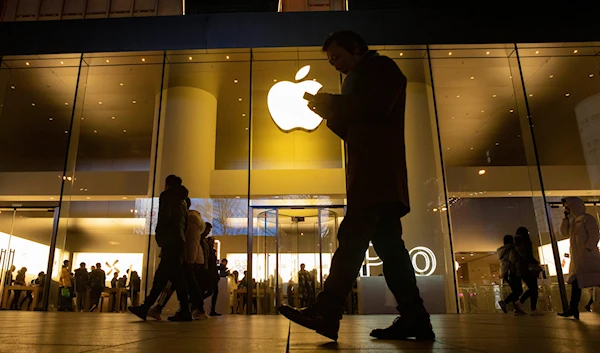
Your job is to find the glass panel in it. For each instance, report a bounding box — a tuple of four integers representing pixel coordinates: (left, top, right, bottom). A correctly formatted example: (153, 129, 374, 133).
(0, 210, 16, 308)
(251, 208, 277, 314)
(429, 44, 554, 313)
(518, 42, 600, 311)
(160, 49, 251, 316)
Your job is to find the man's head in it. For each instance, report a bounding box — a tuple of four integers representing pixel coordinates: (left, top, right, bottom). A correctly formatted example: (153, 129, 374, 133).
(205, 222, 213, 234)
(91, 266, 96, 271)
(185, 197, 191, 210)
(165, 174, 182, 190)
(80, 262, 86, 268)
(300, 263, 306, 271)
(207, 236, 215, 247)
(221, 259, 228, 266)
(63, 260, 70, 268)
(96, 263, 102, 269)
(322, 30, 369, 75)
(503, 235, 514, 245)
(114, 272, 119, 278)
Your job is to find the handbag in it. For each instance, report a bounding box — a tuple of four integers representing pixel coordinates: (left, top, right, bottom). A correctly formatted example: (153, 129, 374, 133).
(61, 287, 70, 298)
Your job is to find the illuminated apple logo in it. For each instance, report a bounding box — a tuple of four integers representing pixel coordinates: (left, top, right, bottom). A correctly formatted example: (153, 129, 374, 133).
(267, 65, 323, 132)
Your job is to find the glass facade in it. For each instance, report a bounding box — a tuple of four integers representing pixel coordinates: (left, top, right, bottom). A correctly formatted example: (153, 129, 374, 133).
(1, 42, 599, 314)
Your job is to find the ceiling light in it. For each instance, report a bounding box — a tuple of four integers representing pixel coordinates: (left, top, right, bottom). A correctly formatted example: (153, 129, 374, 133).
(233, 79, 238, 83)
(495, 142, 500, 146)
(589, 73, 594, 78)
(441, 207, 448, 211)
(447, 148, 450, 150)
(470, 147, 474, 150)
(573, 49, 578, 54)
(64, 130, 68, 134)
(509, 76, 513, 79)
(236, 196, 240, 199)
(31, 102, 35, 107)
(86, 197, 90, 200)
(509, 109, 514, 113)
(111, 116, 115, 120)
(238, 98, 242, 101)
(226, 56, 230, 59)
(399, 52, 404, 56)
(433, 208, 438, 212)
(486, 51, 490, 55)
(478, 169, 486, 175)
(60, 61, 64, 65)
(123, 197, 127, 199)
(10, 85, 15, 90)
(120, 83, 124, 86)
(123, 130, 127, 133)
(98, 101, 103, 105)
(130, 209, 134, 213)
(456, 95, 460, 98)
(535, 51, 539, 54)
(273, 79, 277, 82)
(565, 93, 571, 97)
(50, 197, 54, 200)
(25, 62, 30, 66)
(132, 100, 137, 104)
(529, 93, 534, 97)
(451, 116, 455, 119)
(48, 117, 53, 121)
(188, 56, 193, 60)
(65, 102, 69, 105)
(141, 58, 146, 62)
(245, 128, 249, 131)
(470, 76, 475, 80)
(549, 75, 554, 78)
(93, 130, 98, 133)
(492, 94, 497, 98)
(242, 113, 246, 117)
(448, 52, 453, 56)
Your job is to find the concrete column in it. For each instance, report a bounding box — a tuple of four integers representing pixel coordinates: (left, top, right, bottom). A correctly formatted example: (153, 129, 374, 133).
(150, 86, 217, 198)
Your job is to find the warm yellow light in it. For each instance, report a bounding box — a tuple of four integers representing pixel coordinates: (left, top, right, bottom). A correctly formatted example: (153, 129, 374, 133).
(399, 52, 404, 56)
(226, 56, 230, 60)
(470, 76, 475, 80)
(106, 59, 110, 63)
(486, 51, 490, 55)
(573, 49, 578, 54)
(267, 65, 323, 131)
(25, 62, 30, 66)
(448, 52, 453, 56)
(141, 58, 146, 62)
(188, 56, 192, 60)
(478, 169, 486, 175)
(565, 93, 571, 97)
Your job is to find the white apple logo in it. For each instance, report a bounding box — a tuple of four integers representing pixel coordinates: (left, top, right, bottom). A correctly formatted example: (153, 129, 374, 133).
(267, 65, 323, 132)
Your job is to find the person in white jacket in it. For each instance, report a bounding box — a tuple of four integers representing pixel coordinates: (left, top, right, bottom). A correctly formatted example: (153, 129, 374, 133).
(558, 197, 600, 319)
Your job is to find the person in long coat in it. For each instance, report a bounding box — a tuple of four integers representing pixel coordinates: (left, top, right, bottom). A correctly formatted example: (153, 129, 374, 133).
(559, 197, 600, 319)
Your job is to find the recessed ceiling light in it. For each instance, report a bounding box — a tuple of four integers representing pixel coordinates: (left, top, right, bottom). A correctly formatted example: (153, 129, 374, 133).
(10, 85, 15, 90)
(112, 116, 115, 120)
(226, 56, 230, 59)
(399, 52, 404, 56)
(238, 98, 242, 101)
(565, 93, 571, 97)
(132, 100, 137, 104)
(447, 148, 450, 150)
(233, 79, 238, 83)
(509, 76, 513, 79)
(535, 51, 539, 54)
(188, 56, 193, 60)
(456, 95, 460, 98)
(98, 101, 103, 105)
(573, 49, 578, 54)
(273, 79, 277, 82)
(64, 130, 68, 134)
(123, 129, 127, 133)
(470, 147, 474, 150)
(486, 51, 490, 55)
(86, 197, 90, 200)
(589, 73, 594, 78)
(549, 75, 554, 78)
(93, 130, 98, 133)
(492, 94, 497, 98)
(60, 61, 64, 65)
(130, 209, 134, 213)
(529, 93, 534, 97)
(31, 102, 36, 107)
(481, 110, 485, 113)
(65, 102, 69, 105)
(242, 113, 246, 117)
(245, 127, 249, 131)
(120, 83, 124, 86)
(25, 62, 30, 66)
(106, 59, 110, 63)
(451, 116, 455, 119)
(141, 58, 146, 62)
(479, 169, 486, 175)
(448, 52, 453, 56)
(470, 76, 475, 80)
(48, 117, 53, 121)
(510, 109, 514, 113)
(123, 197, 127, 199)
(495, 142, 500, 146)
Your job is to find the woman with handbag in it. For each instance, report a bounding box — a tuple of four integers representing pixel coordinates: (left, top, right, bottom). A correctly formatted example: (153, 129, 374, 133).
(558, 197, 600, 319)
(514, 227, 544, 316)
(59, 260, 73, 311)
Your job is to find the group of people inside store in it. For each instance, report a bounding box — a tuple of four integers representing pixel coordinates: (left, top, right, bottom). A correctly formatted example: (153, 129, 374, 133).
(128, 175, 227, 321)
(497, 197, 600, 318)
(57, 260, 141, 312)
(3, 266, 46, 311)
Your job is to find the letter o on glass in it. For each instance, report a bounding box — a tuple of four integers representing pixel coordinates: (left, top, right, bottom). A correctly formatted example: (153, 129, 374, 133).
(409, 246, 437, 276)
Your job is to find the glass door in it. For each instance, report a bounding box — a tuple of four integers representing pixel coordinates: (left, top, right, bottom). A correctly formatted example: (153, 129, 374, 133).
(252, 208, 278, 314)
(0, 207, 57, 311)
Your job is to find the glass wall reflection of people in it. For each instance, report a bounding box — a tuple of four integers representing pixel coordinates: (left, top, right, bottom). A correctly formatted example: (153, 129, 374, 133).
(298, 264, 315, 308)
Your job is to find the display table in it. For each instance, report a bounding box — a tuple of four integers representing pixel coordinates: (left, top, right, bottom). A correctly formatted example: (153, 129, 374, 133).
(1, 285, 40, 310)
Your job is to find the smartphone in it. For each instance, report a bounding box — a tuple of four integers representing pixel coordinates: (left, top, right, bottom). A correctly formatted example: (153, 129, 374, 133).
(303, 92, 316, 101)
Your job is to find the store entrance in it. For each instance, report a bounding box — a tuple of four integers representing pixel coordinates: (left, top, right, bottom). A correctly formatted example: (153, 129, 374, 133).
(246, 206, 343, 315)
(0, 207, 58, 310)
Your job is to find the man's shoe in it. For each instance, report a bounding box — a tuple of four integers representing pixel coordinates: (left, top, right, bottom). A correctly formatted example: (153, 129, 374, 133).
(147, 307, 162, 321)
(370, 317, 435, 341)
(167, 310, 193, 322)
(558, 307, 580, 320)
(278, 305, 339, 341)
(209, 312, 222, 317)
(513, 302, 527, 316)
(498, 301, 507, 314)
(193, 309, 209, 320)
(128, 305, 148, 321)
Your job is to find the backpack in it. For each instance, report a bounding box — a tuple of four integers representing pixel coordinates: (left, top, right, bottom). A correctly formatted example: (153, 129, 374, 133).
(90, 270, 104, 288)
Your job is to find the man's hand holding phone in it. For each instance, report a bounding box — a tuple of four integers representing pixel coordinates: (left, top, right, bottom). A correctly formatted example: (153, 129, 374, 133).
(304, 92, 333, 119)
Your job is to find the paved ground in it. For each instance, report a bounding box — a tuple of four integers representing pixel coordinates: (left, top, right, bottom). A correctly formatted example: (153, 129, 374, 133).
(0, 311, 598, 352)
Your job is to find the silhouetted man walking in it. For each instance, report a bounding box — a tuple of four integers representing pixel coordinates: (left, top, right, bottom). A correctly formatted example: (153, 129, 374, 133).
(279, 30, 434, 342)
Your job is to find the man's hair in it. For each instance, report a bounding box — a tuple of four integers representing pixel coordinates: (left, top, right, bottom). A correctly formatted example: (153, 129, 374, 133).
(63, 260, 69, 265)
(80, 262, 86, 267)
(222, 259, 228, 263)
(96, 263, 101, 268)
(322, 30, 369, 55)
(185, 197, 191, 209)
(165, 174, 182, 187)
(205, 222, 213, 229)
(516, 227, 529, 237)
(503, 235, 513, 245)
